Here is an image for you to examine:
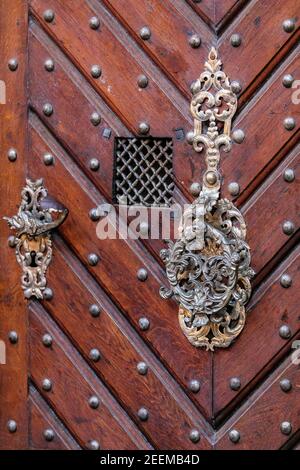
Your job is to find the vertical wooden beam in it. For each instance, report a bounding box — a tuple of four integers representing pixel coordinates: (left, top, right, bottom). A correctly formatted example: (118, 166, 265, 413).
(0, 0, 28, 449)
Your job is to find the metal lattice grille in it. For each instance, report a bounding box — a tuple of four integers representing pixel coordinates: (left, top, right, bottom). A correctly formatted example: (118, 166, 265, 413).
(113, 137, 174, 206)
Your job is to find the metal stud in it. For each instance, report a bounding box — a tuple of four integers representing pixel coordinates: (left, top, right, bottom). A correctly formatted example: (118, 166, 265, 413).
(229, 377, 241, 391)
(283, 168, 295, 182)
(91, 65, 101, 78)
(89, 158, 100, 171)
(43, 153, 54, 166)
(89, 348, 101, 362)
(279, 325, 291, 339)
(231, 80, 242, 94)
(190, 182, 201, 197)
(42, 378, 52, 391)
(282, 19, 295, 33)
(137, 362, 148, 375)
(43, 103, 53, 117)
(7, 420, 17, 433)
(282, 74, 294, 88)
(7, 148, 17, 162)
(8, 331, 18, 344)
(229, 429, 240, 443)
(280, 421, 292, 435)
(137, 407, 149, 421)
(280, 378, 292, 393)
(8, 58, 18, 71)
(137, 268, 148, 281)
(88, 253, 99, 266)
(89, 395, 100, 409)
(88, 440, 100, 450)
(44, 429, 55, 441)
(280, 274, 292, 288)
(139, 317, 150, 331)
(8, 235, 17, 247)
(89, 16, 100, 30)
(43, 9, 55, 23)
(90, 112, 101, 126)
(42, 333, 53, 347)
(102, 128, 112, 139)
(138, 122, 150, 135)
(139, 26, 151, 40)
(205, 171, 217, 185)
(228, 182, 240, 197)
(43, 288, 53, 300)
(282, 220, 295, 235)
(139, 221, 149, 236)
(230, 33, 242, 47)
(186, 131, 194, 144)
(189, 34, 201, 48)
(137, 74, 148, 88)
(89, 208, 100, 221)
(189, 429, 200, 443)
(189, 379, 201, 393)
(44, 59, 54, 72)
(232, 129, 245, 143)
(89, 304, 101, 317)
(283, 117, 296, 131)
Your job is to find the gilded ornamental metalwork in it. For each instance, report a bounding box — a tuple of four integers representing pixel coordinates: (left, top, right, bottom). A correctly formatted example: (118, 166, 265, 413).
(160, 48, 254, 350)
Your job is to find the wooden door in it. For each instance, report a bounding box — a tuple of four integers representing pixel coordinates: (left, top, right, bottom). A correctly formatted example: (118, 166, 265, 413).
(0, 0, 299, 450)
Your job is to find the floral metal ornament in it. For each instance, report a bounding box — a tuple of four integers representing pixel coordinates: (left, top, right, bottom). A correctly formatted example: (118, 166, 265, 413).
(4, 179, 68, 299)
(160, 48, 254, 350)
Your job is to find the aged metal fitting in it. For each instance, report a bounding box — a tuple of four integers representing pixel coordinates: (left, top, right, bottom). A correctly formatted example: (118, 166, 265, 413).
(89, 304, 101, 317)
(7, 420, 17, 433)
(43, 9, 55, 22)
(230, 377, 241, 391)
(188, 379, 201, 393)
(282, 220, 295, 235)
(89, 208, 100, 221)
(137, 407, 149, 421)
(8, 58, 18, 71)
(279, 325, 291, 339)
(43, 103, 53, 117)
(137, 362, 148, 375)
(282, 74, 294, 88)
(139, 26, 151, 40)
(44, 59, 54, 72)
(43, 153, 54, 165)
(44, 288, 53, 300)
(282, 19, 295, 33)
(102, 128, 112, 139)
(139, 317, 150, 331)
(189, 182, 201, 197)
(137, 268, 148, 281)
(231, 80, 242, 94)
(229, 429, 240, 443)
(137, 74, 148, 88)
(283, 168, 295, 182)
(7, 148, 17, 162)
(280, 421, 292, 435)
(89, 396, 100, 409)
(89, 440, 100, 450)
(189, 34, 201, 48)
(138, 122, 150, 135)
(228, 182, 240, 197)
(230, 33, 242, 47)
(89, 16, 100, 30)
(280, 274, 292, 288)
(189, 429, 200, 443)
(205, 171, 218, 185)
(8, 235, 17, 247)
(283, 117, 296, 130)
(139, 221, 149, 236)
(42, 378, 52, 391)
(90, 112, 101, 126)
(42, 333, 53, 347)
(89, 158, 100, 171)
(91, 65, 101, 78)
(89, 348, 101, 362)
(8, 331, 18, 344)
(44, 429, 55, 441)
(280, 378, 292, 393)
(186, 131, 195, 144)
(88, 253, 99, 266)
(232, 129, 245, 143)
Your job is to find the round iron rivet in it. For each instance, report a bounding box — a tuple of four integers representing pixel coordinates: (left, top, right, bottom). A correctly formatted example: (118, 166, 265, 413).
(139, 26, 151, 40)
(280, 274, 292, 288)
(137, 268, 148, 281)
(89, 304, 101, 317)
(231, 80, 242, 94)
(44, 59, 54, 72)
(190, 182, 201, 197)
(283, 168, 295, 182)
(91, 65, 101, 79)
(137, 74, 148, 88)
(42, 378, 52, 391)
(7, 420, 17, 433)
(189, 34, 201, 48)
(89, 395, 100, 409)
(89, 158, 100, 171)
(89, 208, 100, 221)
(89, 16, 100, 30)
(282, 220, 295, 236)
(43, 103, 53, 117)
(230, 33, 242, 47)
(8, 331, 18, 344)
(206, 171, 217, 185)
(189, 429, 200, 443)
(228, 182, 240, 197)
(43, 9, 55, 23)
(283, 117, 296, 131)
(89, 348, 101, 362)
(43, 153, 54, 165)
(137, 407, 149, 421)
(7, 148, 17, 162)
(282, 19, 295, 33)
(229, 429, 240, 443)
(42, 333, 53, 347)
(90, 112, 101, 126)
(8, 58, 18, 71)
(189, 379, 201, 393)
(139, 221, 149, 236)
(139, 317, 150, 331)
(229, 377, 241, 391)
(280, 378, 292, 393)
(280, 421, 292, 435)
(137, 362, 148, 375)
(8, 235, 17, 247)
(44, 287, 53, 300)
(186, 131, 194, 144)
(88, 253, 99, 266)
(282, 74, 294, 88)
(44, 429, 55, 441)
(232, 129, 245, 143)
(88, 440, 100, 450)
(279, 325, 291, 339)
(138, 122, 150, 135)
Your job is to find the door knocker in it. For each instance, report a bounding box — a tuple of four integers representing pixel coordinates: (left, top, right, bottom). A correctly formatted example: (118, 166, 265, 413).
(160, 48, 254, 350)
(4, 179, 68, 299)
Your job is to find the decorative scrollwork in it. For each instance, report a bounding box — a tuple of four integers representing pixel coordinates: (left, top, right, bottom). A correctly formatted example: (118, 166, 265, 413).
(160, 48, 254, 350)
(4, 179, 68, 299)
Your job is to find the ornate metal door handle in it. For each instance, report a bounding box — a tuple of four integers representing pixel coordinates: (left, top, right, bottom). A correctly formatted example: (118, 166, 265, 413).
(160, 48, 254, 350)
(4, 179, 68, 299)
